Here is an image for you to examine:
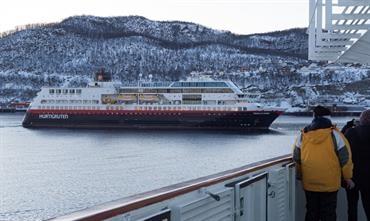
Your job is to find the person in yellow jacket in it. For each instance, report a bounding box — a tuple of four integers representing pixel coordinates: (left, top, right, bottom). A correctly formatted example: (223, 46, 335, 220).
(293, 105, 354, 221)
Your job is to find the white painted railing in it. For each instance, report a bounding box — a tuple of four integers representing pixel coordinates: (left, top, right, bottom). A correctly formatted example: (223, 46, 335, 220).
(50, 154, 366, 221)
(308, 0, 370, 64)
(50, 155, 293, 221)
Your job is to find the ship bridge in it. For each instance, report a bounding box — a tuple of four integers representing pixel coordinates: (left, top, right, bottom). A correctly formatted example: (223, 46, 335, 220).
(309, 0, 370, 64)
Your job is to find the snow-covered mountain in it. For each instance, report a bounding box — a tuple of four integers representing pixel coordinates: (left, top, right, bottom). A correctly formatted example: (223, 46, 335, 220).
(0, 15, 369, 109)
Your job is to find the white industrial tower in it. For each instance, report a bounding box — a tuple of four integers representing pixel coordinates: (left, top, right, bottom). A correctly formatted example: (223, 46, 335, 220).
(308, 0, 370, 64)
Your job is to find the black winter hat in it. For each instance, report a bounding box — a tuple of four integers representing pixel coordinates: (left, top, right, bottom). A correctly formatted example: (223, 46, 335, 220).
(313, 105, 331, 117)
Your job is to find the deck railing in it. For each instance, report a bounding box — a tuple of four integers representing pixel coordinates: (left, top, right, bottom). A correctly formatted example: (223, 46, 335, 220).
(50, 154, 366, 221)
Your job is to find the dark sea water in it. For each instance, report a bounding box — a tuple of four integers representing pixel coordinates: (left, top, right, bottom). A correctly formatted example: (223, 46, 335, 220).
(0, 113, 355, 220)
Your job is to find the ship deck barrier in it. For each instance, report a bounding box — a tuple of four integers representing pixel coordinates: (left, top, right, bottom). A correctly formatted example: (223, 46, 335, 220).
(51, 154, 366, 221)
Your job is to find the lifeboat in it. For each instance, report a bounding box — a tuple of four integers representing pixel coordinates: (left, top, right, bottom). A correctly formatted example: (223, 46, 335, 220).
(139, 94, 159, 101)
(118, 94, 137, 101)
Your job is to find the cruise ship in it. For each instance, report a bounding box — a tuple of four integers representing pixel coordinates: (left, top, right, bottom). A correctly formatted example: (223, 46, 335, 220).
(22, 70, 284, 129)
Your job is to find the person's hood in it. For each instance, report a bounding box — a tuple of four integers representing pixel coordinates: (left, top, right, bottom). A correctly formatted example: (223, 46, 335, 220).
(304, 128, 332, 144)
(360, 109, 370, 125)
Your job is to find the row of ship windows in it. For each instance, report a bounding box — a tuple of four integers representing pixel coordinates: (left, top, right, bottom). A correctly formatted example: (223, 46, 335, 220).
(118, 106, 243, 111)
(39, 105, 246, 111)
(122, 82, 228, 88)
(49, 89, 82, 94)
(118, 88, 233, 93)
(48, 88, 234, 95)
(40, 99, 236, 106)
(39, 106, 101, 110)
(41, 100, 99, 104)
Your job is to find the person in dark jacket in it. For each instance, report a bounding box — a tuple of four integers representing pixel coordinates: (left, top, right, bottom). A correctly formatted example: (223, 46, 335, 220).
(293, 105, 354, 221)
(341, 119, 360, 221)
(344, 109, 370, 220)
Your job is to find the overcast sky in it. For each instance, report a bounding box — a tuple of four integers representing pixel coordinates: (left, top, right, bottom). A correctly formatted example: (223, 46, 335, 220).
(0, 0, 308, 35)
